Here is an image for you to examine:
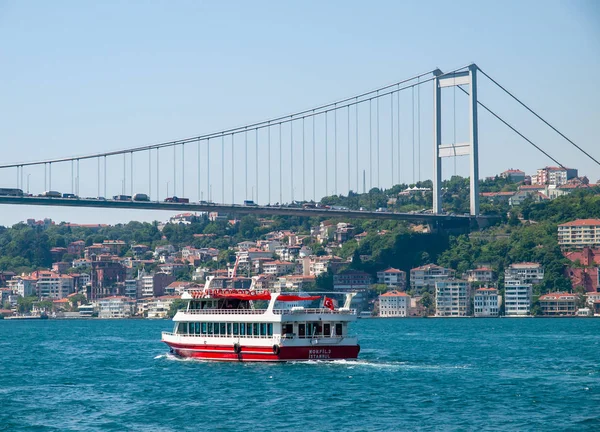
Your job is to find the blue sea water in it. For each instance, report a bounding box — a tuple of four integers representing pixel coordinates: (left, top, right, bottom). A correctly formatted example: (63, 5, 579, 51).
(1, 318, 599, 431)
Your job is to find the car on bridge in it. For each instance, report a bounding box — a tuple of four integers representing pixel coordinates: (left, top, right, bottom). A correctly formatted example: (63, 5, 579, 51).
(40, 191, 61, 198)
(243, 200, 258, 206)
(62, 193, 78, 199)
(133, 193, 150, 202)
(0, 188, 24, 197)
(113, 195, 132, 201)
(165, 196, 189, 203)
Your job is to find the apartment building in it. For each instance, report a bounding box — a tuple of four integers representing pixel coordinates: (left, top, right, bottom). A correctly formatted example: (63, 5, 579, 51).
(410, 264, 455, 292)
(98, 296, 135, 318)
(435, 279, 470, 317)
(538, 293, 578, 316)
(473, 288, 499, 317)
(377, 268, 407, 290)
(505, 263, 544, 284)
(558, 219, 600, 249)
(504, 279, 532, 316)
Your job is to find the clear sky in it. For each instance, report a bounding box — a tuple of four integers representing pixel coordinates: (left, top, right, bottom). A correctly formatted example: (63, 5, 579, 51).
(0, 0, 598, 226)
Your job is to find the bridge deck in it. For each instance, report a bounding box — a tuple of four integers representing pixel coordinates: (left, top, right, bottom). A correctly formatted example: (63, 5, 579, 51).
(0, 196, 497, 225)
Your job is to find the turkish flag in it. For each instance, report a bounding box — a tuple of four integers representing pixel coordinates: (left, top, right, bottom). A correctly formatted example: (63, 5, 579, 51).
(323, 297, 335, 311)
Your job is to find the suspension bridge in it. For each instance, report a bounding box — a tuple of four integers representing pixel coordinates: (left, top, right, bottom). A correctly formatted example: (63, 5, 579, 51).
(0, 63, 596, 227)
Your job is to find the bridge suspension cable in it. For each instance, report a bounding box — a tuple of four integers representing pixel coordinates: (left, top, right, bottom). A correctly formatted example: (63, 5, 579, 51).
(477, 67, 600, 167)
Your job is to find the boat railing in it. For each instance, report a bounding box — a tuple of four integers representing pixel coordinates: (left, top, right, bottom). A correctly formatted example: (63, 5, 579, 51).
(161, 331, 275, 340)
(179, 308, 356, 316)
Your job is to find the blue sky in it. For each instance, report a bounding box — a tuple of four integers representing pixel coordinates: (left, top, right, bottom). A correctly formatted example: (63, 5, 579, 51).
(0, 0, 598, 225)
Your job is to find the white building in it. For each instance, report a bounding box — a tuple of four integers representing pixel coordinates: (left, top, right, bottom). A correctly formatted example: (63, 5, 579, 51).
(505, 263, 544, 284)
(411, 264, 455, 292)
(7, 277, 37, 297)
(473, 288, 499, 317)
(504, 279, 532, 316)
(263, 261, 296, 276)
(36, 272, 74, 299)
(147, 295, 179, 319)
(377, 268, 407, 290)
(435, 279, 470, 317)
(98, 296, 135, 318)
(379, 290, 411, 317)
(558, 219, 600, 249)
(465, 267, 494, 283)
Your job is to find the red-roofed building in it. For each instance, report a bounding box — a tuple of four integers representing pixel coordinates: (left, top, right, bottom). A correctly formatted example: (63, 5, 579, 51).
(379, 290, 411, 317)
(500, 169, 525, 183)
(558, 219, 600, 249)
(465, 267, 495, 283)
(377, 268, 407, 290)
(538, 292, 578, 316)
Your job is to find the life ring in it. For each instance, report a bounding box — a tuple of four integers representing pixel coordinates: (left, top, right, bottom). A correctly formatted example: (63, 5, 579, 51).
(233, 343, 241, 354)
(272, 344, 280, 355)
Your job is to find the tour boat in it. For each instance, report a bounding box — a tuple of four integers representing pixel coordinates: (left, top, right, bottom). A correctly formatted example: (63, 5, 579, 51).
(161, 276, 360, 362)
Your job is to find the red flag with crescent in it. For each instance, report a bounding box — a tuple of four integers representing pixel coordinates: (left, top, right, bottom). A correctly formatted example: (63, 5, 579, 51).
(323, 297, 335, 311)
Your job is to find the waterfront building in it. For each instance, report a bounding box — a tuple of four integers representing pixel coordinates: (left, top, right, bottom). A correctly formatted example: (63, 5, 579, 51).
(98, 296, 135, 318)
(504, 279, 532, 316)
(378, 290, 411, 317)
(505, 263, 544, 284)
(558, 219, 600, 249)
(473, 288, 499, 317)
(538, 293, 578, 316)
(410, 264, 455, 292)
(147, 295, 180, 319)
(435, 279, 470, 317)
(125, 279, 141, 299)
(377, 268, 407, 290)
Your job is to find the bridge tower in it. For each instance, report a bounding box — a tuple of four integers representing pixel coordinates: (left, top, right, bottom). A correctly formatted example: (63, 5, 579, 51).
(433, 63, 479, 216)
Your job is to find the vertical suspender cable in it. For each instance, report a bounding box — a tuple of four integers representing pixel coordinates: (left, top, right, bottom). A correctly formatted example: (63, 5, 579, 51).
(197, 139, 201, 202)
(49, 163, 52, 191)
(44, 164, 47, 191)
(156, 149, 160, 201)
(245, 129, 248, 200)
(453, 80, 457, 176)
(334, 105, 337, 195)
(355, 99, 359, 193)
(104, 155, 107, 198)
(376, 91, 380, 189)
(173, 145, 177, 197)
(391, 92, 394, 186)
(325, 112, 328, 197)
(71, 160, 74, 193)
(255, 129, 259, 203)
(231, 134, 234, 204)
(397, 84, 401, 184)
(77, 159, 80, 196)
(347, 105, 350, 194)
(312, 113, 316, 202)
(369, 100, 372, 190)
(221, 135, 225, 204)
(97, 158, 100, 197)
(279, 123, 282, 204)
(290, 119, 294, 202)
(417, 77, 421, 181)
(412, 86, 415, 184)
(123, 154, 126, 195)
(206, 139, 210, 202)
(131, 151, 134, 196)
(268, 124, 271, 204)
(302, 117, 306, 201)
(182, 144, 185, 199)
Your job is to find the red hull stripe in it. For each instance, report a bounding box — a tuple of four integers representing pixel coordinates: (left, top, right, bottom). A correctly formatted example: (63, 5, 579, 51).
(163, 342, 360, 362)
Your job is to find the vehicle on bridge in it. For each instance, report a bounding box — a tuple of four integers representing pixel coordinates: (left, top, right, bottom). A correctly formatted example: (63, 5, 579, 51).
(62, 193, 77, 199)
(165, 196, 189, 203)
(133, 193, 150, 202)
(302, 202, 316, 209)
(113, 195, 132, 201)
(41, 191, 61, 198)
(0, 188, 24, 197)
(243, 200, 257, 206)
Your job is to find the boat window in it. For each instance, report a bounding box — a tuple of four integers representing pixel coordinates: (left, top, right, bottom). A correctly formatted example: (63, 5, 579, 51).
(283, 323, 293, 335)
(335, 323, 343, 336)
(267, 323, 273, 336)
(253, 323, 259, 337)
(246, 323, 252, 336)
(306, 323, 314, 336)
(177, 322, 187, 334)
(298, 324, 306, 338)
(323, 323, 331, 336)
(201, 322, 207, 335)
(208, 322, 213, 334)
(260, 323, 266, 336)
(227, 323, 232, 336)
(240, 323, 246, 335)
(220, 323, 226, 336)
(233, 323, 239, 336)
(194, 322, 200, 334)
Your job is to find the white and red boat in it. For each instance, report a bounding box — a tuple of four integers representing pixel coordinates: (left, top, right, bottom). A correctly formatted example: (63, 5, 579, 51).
(161, 276, 360, 362)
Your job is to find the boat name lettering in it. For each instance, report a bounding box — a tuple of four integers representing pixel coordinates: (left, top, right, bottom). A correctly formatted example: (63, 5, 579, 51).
(308, 349, 331, 359)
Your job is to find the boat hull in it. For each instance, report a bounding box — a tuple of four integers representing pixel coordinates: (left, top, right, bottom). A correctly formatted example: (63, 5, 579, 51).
(163, 341, 360, 362)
